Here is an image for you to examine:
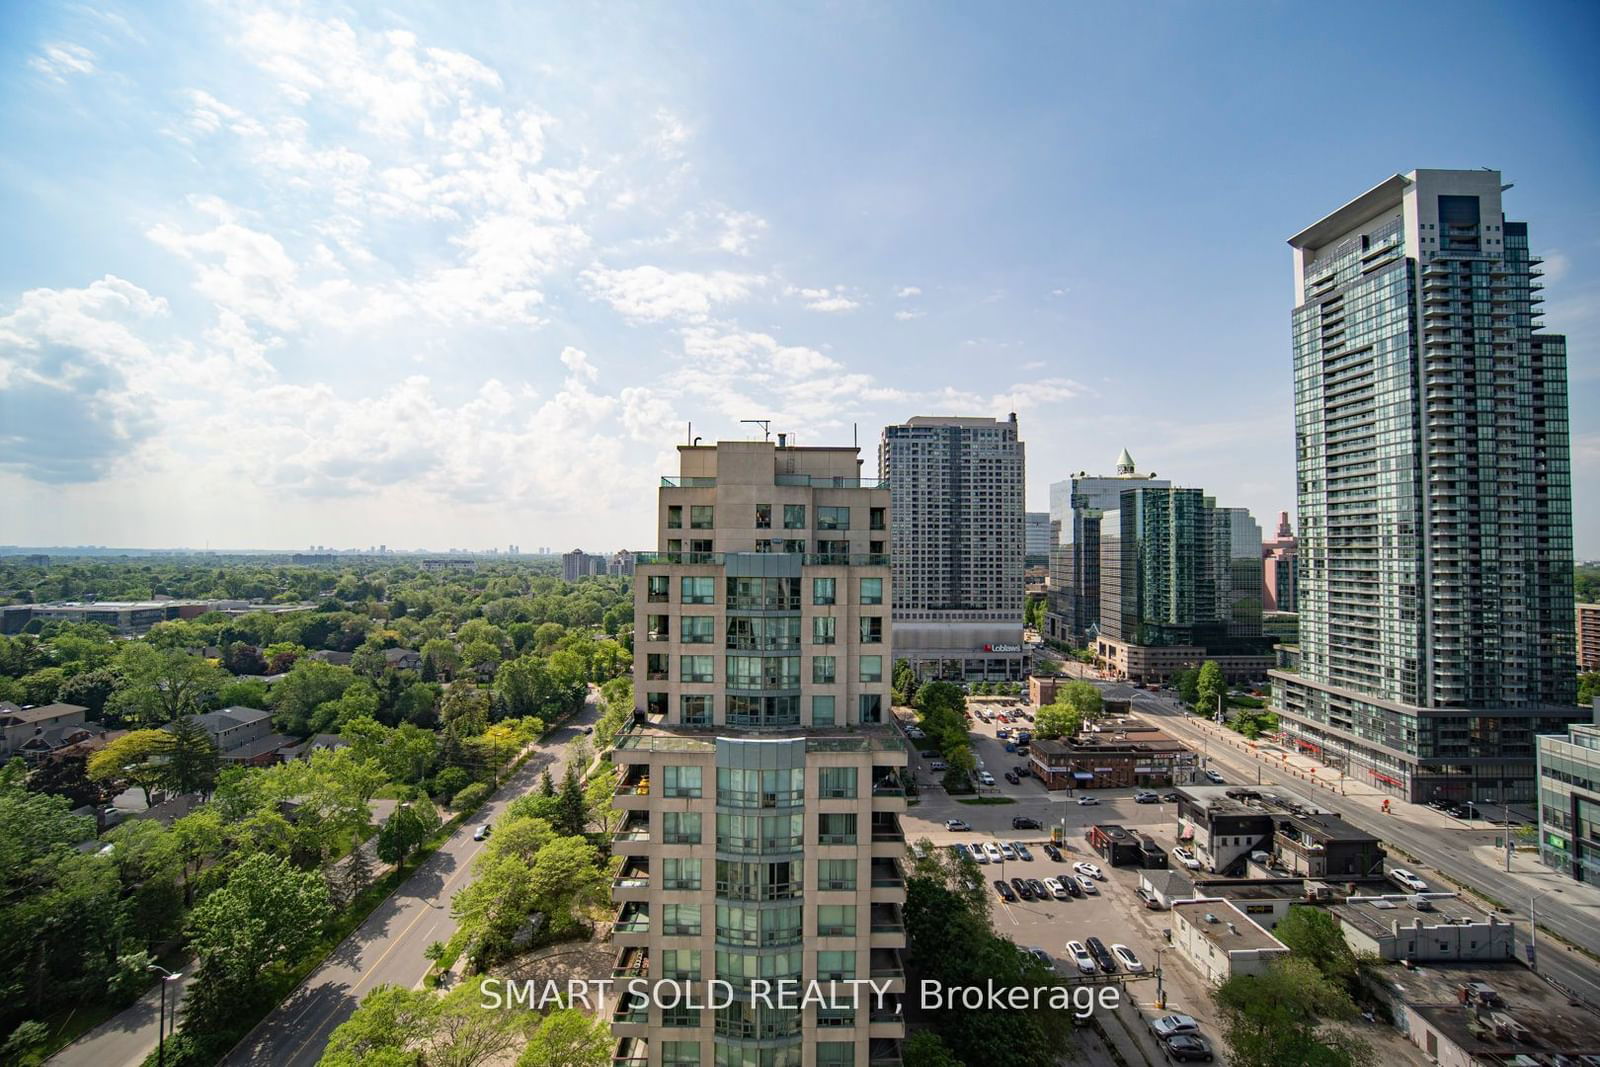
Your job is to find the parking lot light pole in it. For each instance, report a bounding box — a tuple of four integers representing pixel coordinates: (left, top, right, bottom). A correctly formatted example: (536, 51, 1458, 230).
(1154, 948, 1166, 1009)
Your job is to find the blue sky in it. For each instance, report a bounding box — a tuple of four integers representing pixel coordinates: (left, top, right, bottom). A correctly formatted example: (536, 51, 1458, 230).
(1, 1, 1596, 554)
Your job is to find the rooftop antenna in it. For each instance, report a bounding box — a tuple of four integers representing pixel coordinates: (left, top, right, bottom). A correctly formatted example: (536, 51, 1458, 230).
(740, 419, 772, 441)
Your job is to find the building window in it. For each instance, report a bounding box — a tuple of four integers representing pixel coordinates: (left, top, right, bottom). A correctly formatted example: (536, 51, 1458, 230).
(682, 615, 715, 644)
(817, 506, 850, 530)
(813, 616, 836, 645)
(690, 505, 714, 529)
(816, 904, 856, 937)
(647, 615, 669, 641)
(782, 538, 806, 553)
(812, 695, 836, 726)
(859, 655, 883, 683)
(661, 1005, 699, 1028)
(646, 653, 669, 680)
(817, 950, 856, 981)
(667, 505, 682, 529)
(818, 813, 857, 845)
(755, 503, 772, 529)
(859, 616, 883, 644)
(859, 577, 883, 605)
(870, 507, 886, 531)
(783, 505, 806, 529)
(663, 858, 702, 890)
(812, 656, 837, 684)
(661, 1041, 700, 1067)
(817, 858, 855, 890)
(664, 766, 703, 798)
(662, 948, 701, 981)
(819, 767, 857, 798)
(681, 577, 715, 604)
(813, 578, 836, 605)
(647, 691, 668, 716)
(681, 656, 714, 683)
(662, 902, 702, 936)
(817, 1041, 855, 1065)
(663, 812, 702, 845)
(647, 575, 670, 602)
(680, 694, 713, 725)
(859, 693, 883, 723)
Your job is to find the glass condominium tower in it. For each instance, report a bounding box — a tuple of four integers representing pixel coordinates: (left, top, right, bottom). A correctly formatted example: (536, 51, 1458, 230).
(612, 439, 907, 1067)
(1271, 169, 1580, 805)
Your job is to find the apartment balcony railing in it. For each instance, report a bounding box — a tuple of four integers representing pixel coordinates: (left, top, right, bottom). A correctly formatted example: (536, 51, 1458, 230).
(659, 476, 717, 488)
(803, 553, 891, 567)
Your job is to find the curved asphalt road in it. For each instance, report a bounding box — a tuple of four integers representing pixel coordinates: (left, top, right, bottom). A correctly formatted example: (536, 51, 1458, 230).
(221, 693, 601, 1067)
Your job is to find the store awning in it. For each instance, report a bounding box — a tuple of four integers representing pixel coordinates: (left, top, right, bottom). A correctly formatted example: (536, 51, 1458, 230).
(1073, 772, 1094, 780)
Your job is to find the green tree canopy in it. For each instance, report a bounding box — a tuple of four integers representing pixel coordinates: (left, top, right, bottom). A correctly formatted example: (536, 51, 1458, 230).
(1213, 957, 1372, 1067)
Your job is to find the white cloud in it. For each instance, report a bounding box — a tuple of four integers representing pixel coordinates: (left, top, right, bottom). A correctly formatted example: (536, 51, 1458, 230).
(894, 309, 924, 321)
(717, 211, 768, 255)
(895, 286, 921, 298)
(582, 265, 763, 323)
(792, 286, 861, 313)
(560, 346, 598, 382)
(29, 43, 95, 82)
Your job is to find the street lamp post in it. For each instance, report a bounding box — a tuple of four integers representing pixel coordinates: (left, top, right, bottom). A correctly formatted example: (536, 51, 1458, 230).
(1155, 947, 1166, 1009)
(147, 965, 182, 1067)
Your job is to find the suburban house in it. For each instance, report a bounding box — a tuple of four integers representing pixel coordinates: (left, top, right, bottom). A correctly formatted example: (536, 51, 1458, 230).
(14, 721, 109, 764)
(307, 650, 354, 666)
(182, 706, 293, 765)
(279, 734, 350, 761)
(1170, 898, 1290, 984)
(1, 702, 92, 759)
(382, 648, 423, 671)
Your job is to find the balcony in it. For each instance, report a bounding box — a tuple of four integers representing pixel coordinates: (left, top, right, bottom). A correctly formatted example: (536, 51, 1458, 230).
(612, 945, 649, 981)
(613, 858, 650, 899)
(612, 813, 651, 853)
(803, 553, 891, 567)
(870, 903, 906, 949)
(612, 1037, 649, 1067)
(636, 551, 723, 566)
(869, 948, 906, 988)
(870, 997, 907, 1039)
(659, 476, 717, 487)
(870, 857, 906, 901)
(871, 814, 905, 855)
(614, 766, 650, 797)
(613, 901, 650, 944)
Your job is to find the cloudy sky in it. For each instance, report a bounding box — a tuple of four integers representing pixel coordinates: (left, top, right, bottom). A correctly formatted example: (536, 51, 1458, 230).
(1, 1, 1596, 554)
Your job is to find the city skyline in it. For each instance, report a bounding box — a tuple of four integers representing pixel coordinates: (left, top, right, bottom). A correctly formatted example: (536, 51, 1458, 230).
(2, 2, 1597, 555)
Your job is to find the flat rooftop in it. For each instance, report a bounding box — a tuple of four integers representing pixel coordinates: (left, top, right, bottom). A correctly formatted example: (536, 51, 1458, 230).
(1190, 878, 1311, 901)
(1175, 784, 1336, 818)
(1172, 898, 1286, 952)
(1331, 894, 1508, 940)
(1276, 811, 1380, 844)
(1368, 961, 1600, 1061)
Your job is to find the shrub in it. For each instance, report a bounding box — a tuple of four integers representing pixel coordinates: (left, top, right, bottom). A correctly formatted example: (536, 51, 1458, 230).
(451, 782, 491, 813)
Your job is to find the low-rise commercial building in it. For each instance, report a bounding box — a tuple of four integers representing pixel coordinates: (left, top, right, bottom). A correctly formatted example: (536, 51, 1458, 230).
(1270, 811, 1386, 880)
(1172, 785, 1382, 878)
(1170, 898, 1290, 984)
(0, 599, 316, 636)
(1028, 725, 1193, 790)
(1364, 963, 1600, 1065)
(1535, 721, 1600, 884)
(1330, 893, 1513, 963)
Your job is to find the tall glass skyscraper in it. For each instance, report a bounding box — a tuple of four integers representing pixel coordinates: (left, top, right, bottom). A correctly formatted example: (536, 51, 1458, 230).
(1271, 169, 1581, 804)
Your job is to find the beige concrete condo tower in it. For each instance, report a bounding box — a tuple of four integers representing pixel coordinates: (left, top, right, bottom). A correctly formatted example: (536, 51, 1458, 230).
(610, 438, 908, 1067)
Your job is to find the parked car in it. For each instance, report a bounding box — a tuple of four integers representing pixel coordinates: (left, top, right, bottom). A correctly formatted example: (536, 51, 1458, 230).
(1085, 937, 1117, 972)
(1012, 842, 1033, 861)
(1011, 877, 1035, 901)
(906, 726, 925, 739)
(950, 844, 970, 862)
(1162, 1034, 1214, 1062)
(1061, 875, 1084, 898)
(1172, 846, 1201, 870)
(1005, 770, 1021, 783)
(1025, 946, 1053, 967)
(1161, 792, 1181, 802)
(983, 842, 1003, 862)
(1149, 1014, 1201, 1039)
(1135, 886, 1162, 909)
(1389, 867, 1429, 893)
(1012, 815, 1043, 830)
(996, 727, 1012, 739)
(1004, 743, 1017, 754)
(580, 725, 594, 734)
(473, 824, 492, 841)
(972, 847, 990, 865)
(945, 819, 972, 831)
(1027, 878, 1049, 899)
(1111, 944, 1145, 972)
(1043, 877, 1071, 900)
(918, 749, 939, 759)
(1134, 790, 1160, 804)
(1449, 803, 1480, 819)
(1042, 843, 1063, 862)
(1065, 940, 1098, 975)
(1073, 861, 1104, 880)
(977, 771, 996, 786)
(929, 760, 948, 772)
(998, 841, 1016, 860)
(993, 879, 1017, 902)
(1075, 874, 1099, 895)
(1077, 795, 1100, 806)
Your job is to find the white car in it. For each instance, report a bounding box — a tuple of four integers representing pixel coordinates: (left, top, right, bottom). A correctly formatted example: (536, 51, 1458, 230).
(1043, 877, 1071, 900)
(1065, 940, 1097, 975)
(1389, 867, 1429, 893)
(1072, 861, 1104, 881)
(472, 824, 492, 841)
(1111, 944, 1145, 972)
(1075, 874, 1099, 895)
(983, 842, 1003, 862)
(1171, 846, 1201, 870)
(977, 771, 996, 786)
(1076, 795, 1100, 805)
(998, 841, 1016, 860)
(905, 726, 925, 739)
(1149, 1014, 1201, 1039)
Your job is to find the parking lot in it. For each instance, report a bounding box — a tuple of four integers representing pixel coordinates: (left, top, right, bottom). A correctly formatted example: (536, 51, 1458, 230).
(895, 702, 1233, 1063)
